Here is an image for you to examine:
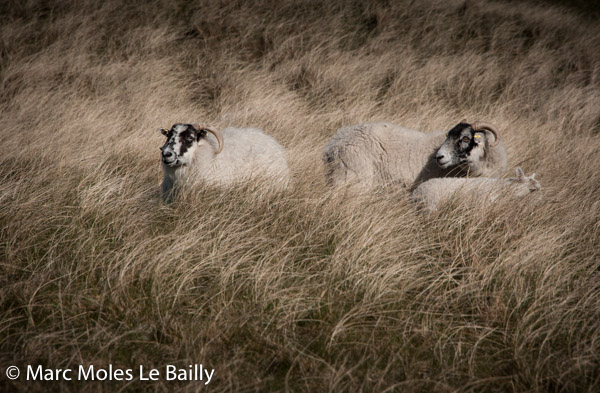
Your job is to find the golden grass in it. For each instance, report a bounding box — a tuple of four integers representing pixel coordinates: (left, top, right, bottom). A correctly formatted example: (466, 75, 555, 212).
(1, 0, 599, 391)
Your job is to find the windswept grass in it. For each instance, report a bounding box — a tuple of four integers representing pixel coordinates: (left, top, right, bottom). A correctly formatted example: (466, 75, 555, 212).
(1, 0, 599, 391)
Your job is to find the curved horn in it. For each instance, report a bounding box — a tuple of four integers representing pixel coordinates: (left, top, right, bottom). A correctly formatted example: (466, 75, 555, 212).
(472, 122, 500, 147)
(193, 123, 224, 154)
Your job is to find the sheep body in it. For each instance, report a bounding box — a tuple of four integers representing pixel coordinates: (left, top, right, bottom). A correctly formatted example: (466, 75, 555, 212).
(322, 121, 507, 192)
(161, 125, 289, 201)
(410, 167, 540, 212)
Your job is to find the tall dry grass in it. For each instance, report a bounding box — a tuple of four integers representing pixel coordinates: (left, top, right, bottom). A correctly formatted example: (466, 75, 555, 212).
(1, 0, 599, 391)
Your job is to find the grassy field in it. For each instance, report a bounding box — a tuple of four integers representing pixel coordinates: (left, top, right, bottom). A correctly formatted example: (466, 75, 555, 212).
(1, 0, 599, 391)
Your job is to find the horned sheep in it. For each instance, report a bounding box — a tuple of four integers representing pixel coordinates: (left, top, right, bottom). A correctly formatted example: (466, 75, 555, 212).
(322, 120, 507, 192)
(410, 167, 541, 212)
(159, 123, 289, 202)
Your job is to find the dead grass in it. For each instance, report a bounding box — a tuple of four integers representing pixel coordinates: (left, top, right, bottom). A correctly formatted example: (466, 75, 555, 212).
(1, 0, 599, 391)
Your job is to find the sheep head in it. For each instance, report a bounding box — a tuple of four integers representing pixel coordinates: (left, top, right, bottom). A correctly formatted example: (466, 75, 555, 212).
(435, 120, 503, 176)
(510, 167, 541, 192)
(159, 123, 224, 167)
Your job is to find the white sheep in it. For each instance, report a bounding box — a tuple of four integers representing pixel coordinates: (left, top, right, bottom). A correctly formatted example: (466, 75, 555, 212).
(322, 120, 507, 192)
(410, 167, 541, 212)
(159, 123, 289, 201)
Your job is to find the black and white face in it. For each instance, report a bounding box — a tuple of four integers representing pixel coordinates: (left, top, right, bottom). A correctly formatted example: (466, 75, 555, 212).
(159, 124, 206, 167)
(435, 122, 489, 169)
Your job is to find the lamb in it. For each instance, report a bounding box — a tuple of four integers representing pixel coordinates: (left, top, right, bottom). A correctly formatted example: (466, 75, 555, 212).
(322, 120, 507, 192)
(410, 167, 541, 212)
(159, 123, 289, 202)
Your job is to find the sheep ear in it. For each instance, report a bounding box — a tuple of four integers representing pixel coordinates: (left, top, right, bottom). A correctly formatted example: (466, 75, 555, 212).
(473, 132, 484, 144)
(515, 167, 525, 179)
(159, 128, 169, 136)
(194, 128, 207, 140)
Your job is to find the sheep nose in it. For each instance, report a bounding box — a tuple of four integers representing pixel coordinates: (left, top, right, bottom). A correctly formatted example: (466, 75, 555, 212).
(162, 151, 173, 158)
(436, 154, 445, 162)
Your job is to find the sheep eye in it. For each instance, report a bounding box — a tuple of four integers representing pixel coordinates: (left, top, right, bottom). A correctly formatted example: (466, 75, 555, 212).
(462, 136, 470, 143)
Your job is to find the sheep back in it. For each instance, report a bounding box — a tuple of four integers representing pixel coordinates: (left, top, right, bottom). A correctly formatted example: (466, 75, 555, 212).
(200, 127, 290, 186)
(323, 122, 449, 191)
(411, 169, 540, 212)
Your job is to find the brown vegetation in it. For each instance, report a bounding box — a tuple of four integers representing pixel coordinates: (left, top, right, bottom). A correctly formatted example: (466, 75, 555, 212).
(1, 0, 599, 391)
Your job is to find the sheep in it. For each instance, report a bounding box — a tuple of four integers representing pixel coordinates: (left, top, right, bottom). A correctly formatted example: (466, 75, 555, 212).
(159, 123, 290, 201)
(322, 120, 507, 192)
(410, 167, 541, 212)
